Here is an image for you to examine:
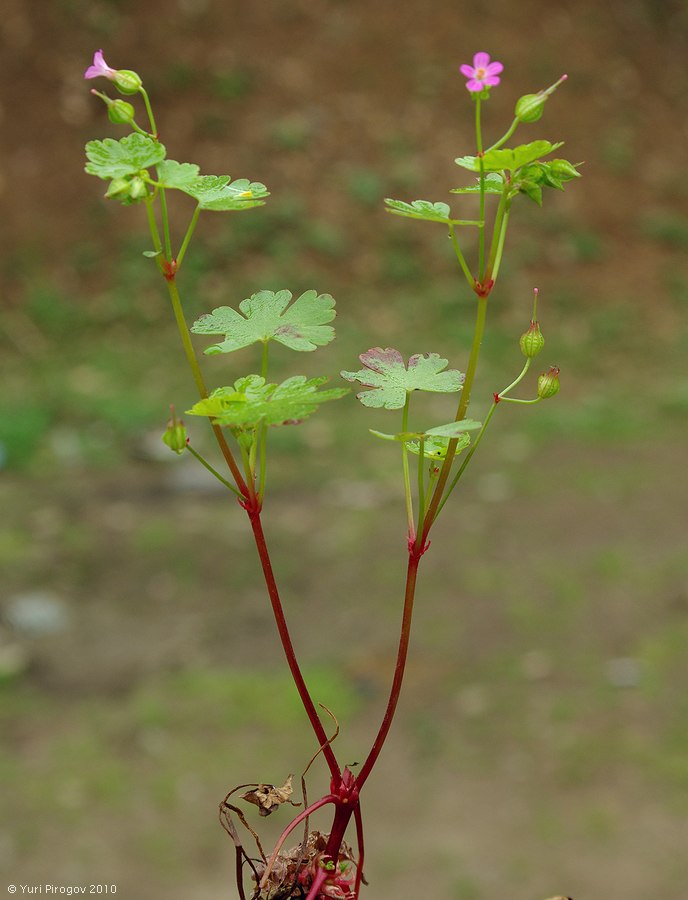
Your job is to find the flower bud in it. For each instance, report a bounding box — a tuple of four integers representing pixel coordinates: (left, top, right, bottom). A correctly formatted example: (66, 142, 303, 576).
(104, 177, 132, 200)
(107, 98, 136, 125)
(537, 366, 561, 399)
(113, 68, 143, 95)
(128, 176, 147, 200)
(548, 158, 581, 181)
(519, 320, 545, 358)
(162, 417, 188, 454)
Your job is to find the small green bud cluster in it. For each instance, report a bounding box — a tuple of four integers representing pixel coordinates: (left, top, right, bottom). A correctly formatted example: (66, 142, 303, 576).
(516, 158, 581, 206)
(105, 174, 148, 204)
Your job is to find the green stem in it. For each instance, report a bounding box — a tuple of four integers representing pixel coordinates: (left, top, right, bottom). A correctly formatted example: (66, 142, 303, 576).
(415, 442, 426, 542)
(486, 117, 519, 152)
(424, 465, 439, 516)
(163, 276, 249, 497)
(448, 225, 476, 290)
(186, 445, 242, 496)
(421, 294, 489, 541)
(401, 395, 414, 536)
(500, 396, 542, 405)
(500, 358, 532, 397)
(435, 359, 534, 519)
(475, 97, 486, 281)
(144, 197, 163, 255)
(435, 402, 498, 518)
(484, 190, 509, 282)
(177, 205, 201, 269)
(256, 341, 270, 502)
(158, 184, 173, 261)
(166, 278, 208, 399)
(139, 88, 158, 136)
(489, 204, 511, 284)
(239, 440, 254, 492)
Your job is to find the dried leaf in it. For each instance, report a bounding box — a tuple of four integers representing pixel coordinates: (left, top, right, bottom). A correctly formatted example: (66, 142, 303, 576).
(242, 775, 298, 817)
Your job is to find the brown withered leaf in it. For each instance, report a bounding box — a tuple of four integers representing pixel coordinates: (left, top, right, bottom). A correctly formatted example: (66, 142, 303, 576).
(241, 774, 299, 817)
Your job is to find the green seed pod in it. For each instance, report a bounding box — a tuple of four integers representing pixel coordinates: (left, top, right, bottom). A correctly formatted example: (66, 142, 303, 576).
(537, 366, 561, 399)
(162, 418, 188, 454)
(113, 69, 143, 95)
(519, 320, 545, 358)
(515, 93, 545, 123)
(107, 99, 135, 125)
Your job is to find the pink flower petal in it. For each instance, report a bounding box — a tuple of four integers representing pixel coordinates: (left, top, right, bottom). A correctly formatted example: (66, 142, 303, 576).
(465, 78, 484, 92)
(483, 74, 501, 86)
(485, 61, 504, 76)
(84, 49, 116, 80)
(473, 52, 491, 69)
(460, 64, 475, 78)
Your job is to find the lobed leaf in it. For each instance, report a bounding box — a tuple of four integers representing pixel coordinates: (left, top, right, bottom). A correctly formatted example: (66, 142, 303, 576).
(369, 419, 481, 458)
(85, 133, 167, 179)
(156, 159, 201, 189)
(156, 160, 269, 210)
(191, 289, 336, 354)
(341, 348, 464, 410)
(186, 375, 348, 429)
(454, 140, 564, 173)
(451, 173, 504, 195)
(406, 432, 472, 459)
(384, 198, 479, 226)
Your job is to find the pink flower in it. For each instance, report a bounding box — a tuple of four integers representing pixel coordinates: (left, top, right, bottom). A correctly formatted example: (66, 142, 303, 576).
(460, 52, 504, 92)
(84, 49, 117, 81)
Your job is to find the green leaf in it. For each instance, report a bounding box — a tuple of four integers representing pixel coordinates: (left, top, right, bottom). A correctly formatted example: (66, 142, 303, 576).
(369, 419, 482, 442)
(454, 140, 564, 173)
(384, 198, 479, 226)
(341, 348, 464, 410)
(406, 432, 472, 459)
(155, 160, 269, 210)
(193, 177, 269, 210)
(369, 419, 480, 458)
(450, 173, 504, 194)
(156, 159, 201, 189)
(85, 133, 167, 179)
(519, 181, 543, 206)
(191, 289, 336, 354)
(186, 375, 348, 429)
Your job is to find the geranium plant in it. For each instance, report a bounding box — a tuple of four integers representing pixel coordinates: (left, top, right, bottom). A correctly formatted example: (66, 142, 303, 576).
(83, 48, 579, 900)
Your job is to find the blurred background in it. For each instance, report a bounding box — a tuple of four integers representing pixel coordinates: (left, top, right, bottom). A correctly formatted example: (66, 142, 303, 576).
(2, 0, 688, 897)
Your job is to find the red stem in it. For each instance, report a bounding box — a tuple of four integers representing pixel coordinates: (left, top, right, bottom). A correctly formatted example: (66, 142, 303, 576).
(353, 803, 365, 898)
(304, 867, 329, 900)
(248, 509, 340, 779)
(260, 794, 337, 890)
(356, 549, 421, 787)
